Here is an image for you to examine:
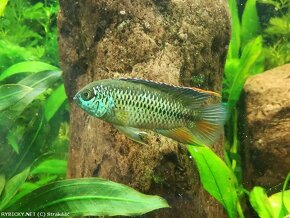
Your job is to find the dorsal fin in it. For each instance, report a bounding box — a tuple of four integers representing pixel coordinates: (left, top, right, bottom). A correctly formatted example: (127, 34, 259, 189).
(118, 78, 220, 105)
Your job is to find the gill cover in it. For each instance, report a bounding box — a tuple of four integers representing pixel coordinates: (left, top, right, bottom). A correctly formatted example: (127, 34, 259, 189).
(74, 87, 111, 118)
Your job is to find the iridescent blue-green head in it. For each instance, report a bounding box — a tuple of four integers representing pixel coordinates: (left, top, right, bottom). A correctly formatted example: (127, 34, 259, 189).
(73, 82, 114, 118)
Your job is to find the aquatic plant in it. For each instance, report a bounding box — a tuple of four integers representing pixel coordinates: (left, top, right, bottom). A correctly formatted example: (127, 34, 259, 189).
(189, 145, 289, 217)
(223, 0, 264, 179)
(214, 0, 290, 217)
(188, 146, 239, 218)
(258, 0, 290, 69)
(0, 62, 169, 216)
(0, 175, 168, 216)
(0, 1, 169, 216)
(0, 0, 59, 71)
(249, 173, 290, 218)
(1, 0, 289, 217)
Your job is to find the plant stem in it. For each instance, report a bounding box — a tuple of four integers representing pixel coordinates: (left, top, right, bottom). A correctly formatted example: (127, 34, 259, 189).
(237, 200, 245, 218)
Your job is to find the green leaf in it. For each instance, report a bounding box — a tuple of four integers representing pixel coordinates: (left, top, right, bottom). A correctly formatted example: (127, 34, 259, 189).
(227, 36, 263, 109)
(0, 61, 59, 82)
(7, 182, 40, 208)
(0, 84, 32, 111)
(0, 70, 62, 133)
(44, 84, 67, 121)
(6, 175, 57, 208)
(227, 0, 241, 59)
(269, 173, 290, 218)
(241, 0, 260, 47)
(6, 175, 58, 209)
(0, 110, 45, 179)
(18, 70, 62, 88)
(0, 0, 8, 16)
(6, 130, 20, 154)
(0, 168, 30, 211)
(249, 187, 274, 218)
(223, 58, 240, 97)
(31, 159, 67, 176)
(188, 146, 238, 218)
(0, 174, 5, 196)
(269, 190, 290, 218)
(6, 178, 169, 216)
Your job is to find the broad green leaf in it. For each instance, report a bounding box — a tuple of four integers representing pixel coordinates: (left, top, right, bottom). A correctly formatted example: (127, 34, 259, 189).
(6, 175, 58, 209)
(241, 0, 260, 47)
(31, 159, 67, 175)
(8, 182, 39, 206)
(6, 130, 20, 154)
(18, 70, 62, 88)
(0, 110, 44, 179)
(269, 173, 290, 218)
(227, 0, 241, 59)
(6, 178, 169, 216)
(0, 70, 62, 133)
(0, 0, 8, 16)
(188, 146, 238, 218)
(0, 168, 30, 210)
(269, 190, 290, 218)
(249, 187, 274, 218)
(0, 174, 5, 196)
(223, 58, 240, 98)
(0, 84, 32, 111)
(227, 36, 263, 109)
(6, 175, 76, 209)
(0, 61, 59, 82)
(44, 84, 67, 121)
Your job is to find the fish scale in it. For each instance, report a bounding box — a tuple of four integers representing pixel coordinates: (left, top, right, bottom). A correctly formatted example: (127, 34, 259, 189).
(74, 78, 227, 146)
(110, 87, 186, 129)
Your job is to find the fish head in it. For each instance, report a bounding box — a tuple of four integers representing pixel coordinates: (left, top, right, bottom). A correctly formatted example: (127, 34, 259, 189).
(73, 84, 111, 118)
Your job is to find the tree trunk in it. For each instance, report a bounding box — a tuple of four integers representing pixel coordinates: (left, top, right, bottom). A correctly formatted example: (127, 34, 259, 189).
(58, 0, 231, 217)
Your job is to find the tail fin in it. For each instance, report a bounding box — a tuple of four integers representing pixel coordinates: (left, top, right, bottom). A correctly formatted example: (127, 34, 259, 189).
(156, 103, 227, 146)
(190, 103, 227, 146)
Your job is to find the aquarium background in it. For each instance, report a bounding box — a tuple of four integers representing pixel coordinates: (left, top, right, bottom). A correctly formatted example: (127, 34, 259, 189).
(0, 0, 289, 217)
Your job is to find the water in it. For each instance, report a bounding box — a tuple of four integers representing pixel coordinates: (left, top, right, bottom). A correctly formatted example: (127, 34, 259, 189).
(0, 0, 289, 217)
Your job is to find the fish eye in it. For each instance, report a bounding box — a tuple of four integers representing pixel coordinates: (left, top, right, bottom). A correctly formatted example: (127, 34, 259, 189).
(81, 89, 94, 101)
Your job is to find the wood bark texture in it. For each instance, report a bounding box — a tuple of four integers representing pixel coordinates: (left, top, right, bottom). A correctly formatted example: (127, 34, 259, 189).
(58, 0, 231, 217)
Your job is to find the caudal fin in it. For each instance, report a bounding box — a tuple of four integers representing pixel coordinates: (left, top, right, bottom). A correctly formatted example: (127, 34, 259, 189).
(155, 103, 227, 146)
(190, 103, 227, 146)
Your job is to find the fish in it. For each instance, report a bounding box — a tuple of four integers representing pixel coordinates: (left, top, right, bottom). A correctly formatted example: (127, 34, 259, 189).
(73, 78, 227, 146)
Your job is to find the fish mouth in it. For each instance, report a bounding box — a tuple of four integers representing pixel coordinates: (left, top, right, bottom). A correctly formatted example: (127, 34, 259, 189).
(73, 94, 78, 101)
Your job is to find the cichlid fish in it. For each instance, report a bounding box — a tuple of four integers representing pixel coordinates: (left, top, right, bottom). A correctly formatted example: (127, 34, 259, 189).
(73, 78, 227, 146)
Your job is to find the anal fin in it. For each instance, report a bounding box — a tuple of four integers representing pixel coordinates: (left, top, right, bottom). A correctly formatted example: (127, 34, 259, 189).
(155, 127, 198, 145)
(113, 125, 148, 145)
(155, 124, 222, 146)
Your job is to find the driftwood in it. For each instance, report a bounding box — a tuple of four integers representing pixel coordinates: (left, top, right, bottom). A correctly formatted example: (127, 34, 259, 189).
(58, 1, 231, 217)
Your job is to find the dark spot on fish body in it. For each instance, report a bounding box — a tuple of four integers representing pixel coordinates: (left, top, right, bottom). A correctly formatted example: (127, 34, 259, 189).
(154, 106, 159, 113)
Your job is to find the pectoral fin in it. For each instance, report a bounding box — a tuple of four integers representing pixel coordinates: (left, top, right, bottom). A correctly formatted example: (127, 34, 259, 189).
(113, 125, 148, 145)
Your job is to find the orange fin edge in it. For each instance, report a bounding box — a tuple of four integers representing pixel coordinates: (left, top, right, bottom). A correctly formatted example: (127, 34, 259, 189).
(155, 127, 198, 145)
